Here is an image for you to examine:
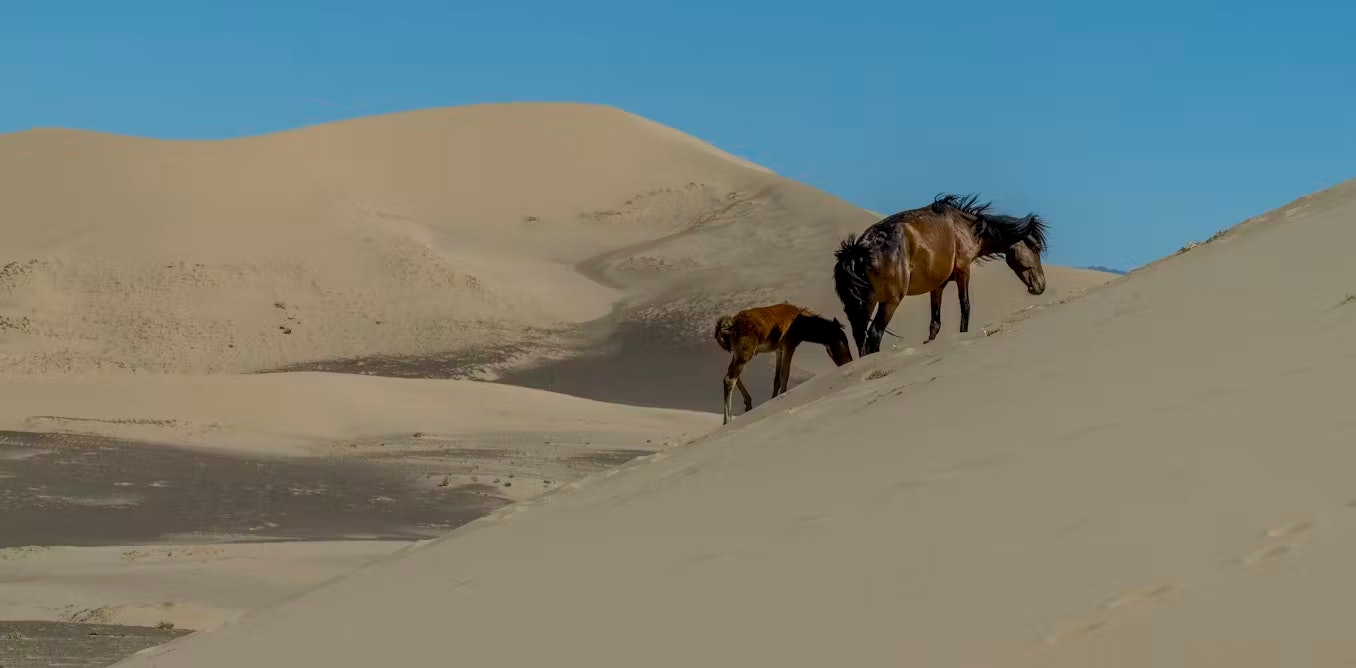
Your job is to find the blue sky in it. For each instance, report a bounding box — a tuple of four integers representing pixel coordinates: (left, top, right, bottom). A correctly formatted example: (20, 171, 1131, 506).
(5, 0, 1354, 270)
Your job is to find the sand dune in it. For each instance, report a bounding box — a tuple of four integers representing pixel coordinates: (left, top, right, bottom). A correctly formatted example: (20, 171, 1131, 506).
(2, 102, 1119, 664)
(0, 103, 1109, 411)
(110, 178, 1356, 667)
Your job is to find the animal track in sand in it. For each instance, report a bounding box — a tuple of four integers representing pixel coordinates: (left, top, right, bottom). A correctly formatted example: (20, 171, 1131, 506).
(1101, 583, 1175, 610)
(1041, 619, 1110, 646)
(1038, 582, 1176, 649)
(1263, 520, 1312, 539)
(1237, 543, 1293, 567)
(1228, 518, 1315, 567)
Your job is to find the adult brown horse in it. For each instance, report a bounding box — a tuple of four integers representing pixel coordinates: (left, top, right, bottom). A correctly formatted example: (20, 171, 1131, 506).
(832, 193, 1049, 356)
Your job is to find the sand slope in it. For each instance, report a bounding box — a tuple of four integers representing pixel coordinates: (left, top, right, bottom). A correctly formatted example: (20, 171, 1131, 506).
(0, 103, 1111, 412)
(0, 372, 708, 455)
(0, 541, 410, 632)
(114, 179, 1356, 667)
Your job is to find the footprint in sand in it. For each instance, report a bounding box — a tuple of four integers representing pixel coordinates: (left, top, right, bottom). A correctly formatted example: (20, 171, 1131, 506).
(1231, 519, 1313, 566)
(1238, 543, 1293, 567)
(1102, 584, 1175, 610)
(1264, 520, 1312, 539)
(1039, 583, 1175, 649)
(1041, 619, 1110, 646)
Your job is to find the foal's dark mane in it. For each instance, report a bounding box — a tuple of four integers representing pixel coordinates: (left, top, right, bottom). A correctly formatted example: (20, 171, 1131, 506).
(933, 192, 1049, 257)
(789, 311, 847, 345)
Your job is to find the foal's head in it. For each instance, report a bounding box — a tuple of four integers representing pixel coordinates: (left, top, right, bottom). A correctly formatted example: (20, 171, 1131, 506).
(823, 321, 854, 366)
(792, 313, 854, 367)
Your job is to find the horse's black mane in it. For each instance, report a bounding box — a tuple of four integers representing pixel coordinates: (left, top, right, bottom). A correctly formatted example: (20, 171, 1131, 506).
(933, 192, 1048, 255)
(981, 213, 1049, 252)
(930, 192, 992, 217)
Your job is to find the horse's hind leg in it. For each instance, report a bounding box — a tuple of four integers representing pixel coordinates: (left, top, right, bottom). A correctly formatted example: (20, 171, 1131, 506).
(955, 268, 972, 333)
(926, 287, 944, 343)
(867, 295, 900, 354)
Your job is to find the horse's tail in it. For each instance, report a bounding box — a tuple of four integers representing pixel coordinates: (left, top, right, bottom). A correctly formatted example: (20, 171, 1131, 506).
(833, 234, 874, 308)
(713, 314, 737, 351)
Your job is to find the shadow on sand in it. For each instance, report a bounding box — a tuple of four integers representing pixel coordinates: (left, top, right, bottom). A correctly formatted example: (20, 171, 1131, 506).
(495, 320, 794, 413)
(0, 431, 508, 548)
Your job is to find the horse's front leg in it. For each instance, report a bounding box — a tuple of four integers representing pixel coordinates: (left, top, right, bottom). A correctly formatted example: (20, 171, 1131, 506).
(926, 287, 944, 343)
(955, 268, 972, 333)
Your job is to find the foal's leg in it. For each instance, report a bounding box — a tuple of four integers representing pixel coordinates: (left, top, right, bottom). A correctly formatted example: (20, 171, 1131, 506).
(926, 287, 944, 343)
(726, 352, 748, 425)
(772, 348, 786, 398)
(774, 342, 799, 398)
(955, 268, 972, 333)
(721, 346, 753, 425)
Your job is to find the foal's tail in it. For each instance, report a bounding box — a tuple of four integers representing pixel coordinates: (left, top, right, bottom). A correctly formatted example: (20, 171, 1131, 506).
(713, 315, 737, 351)
(833, 234, 874, 307)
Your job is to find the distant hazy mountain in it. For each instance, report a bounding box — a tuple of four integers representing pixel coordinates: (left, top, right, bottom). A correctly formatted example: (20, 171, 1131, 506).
(1081, 265, 1127, 275)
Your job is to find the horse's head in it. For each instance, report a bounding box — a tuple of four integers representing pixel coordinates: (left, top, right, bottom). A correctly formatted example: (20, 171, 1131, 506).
(824, 318, 855, 366)
(972, 210, 1049, 297)
(1005, 238, 1046, 295)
